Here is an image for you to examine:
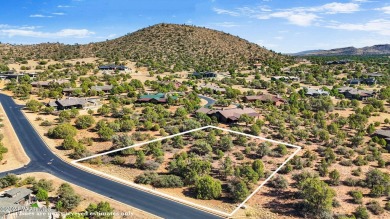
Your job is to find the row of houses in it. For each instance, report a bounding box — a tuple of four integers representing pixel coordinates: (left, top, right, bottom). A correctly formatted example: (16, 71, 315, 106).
(271, 76, 300, 82)
(98, 65, 130, 71)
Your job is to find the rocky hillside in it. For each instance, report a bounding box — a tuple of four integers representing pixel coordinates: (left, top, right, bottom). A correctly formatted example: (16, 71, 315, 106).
(295, 44, 390, 56)
(0, 23, 288, 72)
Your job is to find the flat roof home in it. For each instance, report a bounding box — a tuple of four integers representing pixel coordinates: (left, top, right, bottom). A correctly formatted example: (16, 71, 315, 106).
(90, 85, 113, 93)
(199, 84, 226, 93)
(0, 188, 57, 219)
(137, 93, 178, 104)
(366, 72, 383, 77)
(271, 76, 299, 82)
(98, 65, 129, 71)
(196, 107, 259, 123)
(191, 72, 217, 79)
(47, 97, 100, 110)
(337, 87, 376, 100)
(305, 88, 329, 97)
(31, 79, 69, 87)
(243, 95, 286, 106)
(373, 129, 390, 143)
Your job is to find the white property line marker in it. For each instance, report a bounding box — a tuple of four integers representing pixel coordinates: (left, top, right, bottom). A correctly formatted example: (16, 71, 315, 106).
(73, 125, 302, 217)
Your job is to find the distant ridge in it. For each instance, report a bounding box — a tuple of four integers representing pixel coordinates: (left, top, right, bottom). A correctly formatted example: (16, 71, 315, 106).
(0, 23, 288, 71)
(293, 44, 390, 56)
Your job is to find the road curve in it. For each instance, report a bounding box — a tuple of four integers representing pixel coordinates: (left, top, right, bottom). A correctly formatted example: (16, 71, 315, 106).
(0, 94, 221, 219)
(197, 95, 215, 107)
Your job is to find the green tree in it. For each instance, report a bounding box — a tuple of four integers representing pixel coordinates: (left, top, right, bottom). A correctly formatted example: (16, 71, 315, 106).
(229, 179, 249, 202)
(48, 123, 77, 139)
(300, 177, 336, 215)
(85, 201, 113, 219)
(26, 99, 43, 112)
(239, 114, 254, 126)
(354, 206, 369, 219)
(97, 126, 114, 141)
(36, 188, 48, 201)
(135, 150, 146, 168)
(62, 136, 79, 150)
(194, 175, 222, 200)
(75, 115, 95, 129)
(329, 169, 340, 186)
(219, 135, 233, 152)
(252, 159, 265, 178)
(56, 183, 81, 212)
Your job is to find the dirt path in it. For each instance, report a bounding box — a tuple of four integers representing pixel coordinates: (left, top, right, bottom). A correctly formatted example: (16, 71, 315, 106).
(0, 102, 30, 171)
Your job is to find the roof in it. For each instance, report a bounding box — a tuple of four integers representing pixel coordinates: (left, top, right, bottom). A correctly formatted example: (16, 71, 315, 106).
(91, 85, 113, 91)
(366, 72, 383, 77)
(374, 129, 390, 138)
(217, 108, 259, 120)
(199, 84, 226, 92)
(139, 93, 166, 99)
(306, 88, 329, 96)
(244, 95, 284, 102)
(63, 87, 82, 92)
(48, 98, 89, 108)
(31, 79, 69, 87)
(196, 107, 213, 114)
(1, 188, 32, 204)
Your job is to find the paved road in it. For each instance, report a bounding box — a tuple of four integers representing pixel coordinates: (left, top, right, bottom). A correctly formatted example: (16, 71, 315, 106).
(0, 94, 221, 219)
(198, 95, 215, 107)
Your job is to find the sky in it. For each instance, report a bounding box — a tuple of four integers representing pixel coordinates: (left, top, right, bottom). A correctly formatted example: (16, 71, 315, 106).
(0, 0, 389, 53)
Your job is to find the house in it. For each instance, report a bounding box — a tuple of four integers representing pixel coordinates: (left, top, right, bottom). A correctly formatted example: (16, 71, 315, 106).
(366, 72, 383, 78)
(31, 79, 69, 88)
(191, 72, 217, 79)
(137, 93, 178, 104)
(363, 77, 376, 85)
(242, 95, 286, 106)
(337, 87, 376, 100)
(305, 88, 329, 97)
(347, 78, 361, 85)
(0, 188, 33, 206)
(47, 97, 99, 110)
(90, 85, 113, 93)
(271, 76, 299, 82)
(196, 107, 259, 123)
(62, 87, 82, 96)
(98, 65, 129, 71)
(373, 129, 390, 143)
(0, 188, 56, 219)
(199, 84, 226, 93)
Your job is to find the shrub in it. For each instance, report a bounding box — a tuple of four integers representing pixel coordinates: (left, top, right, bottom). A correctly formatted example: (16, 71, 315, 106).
(228, 178, 249, 202)
(75, 115, 95, 129)
(194, 175, 222, 200)
(143, 160, 161, 170)
(151, 175, 184, 188)
(366, 201, 384, 215)
(135, 172, 158, 184)
(348, 190, 363, 204)
(40, 120, 52, 126)
(48, 123, 77, 139)
(354, 206, 369, 219)
(62, 136, 79, 150)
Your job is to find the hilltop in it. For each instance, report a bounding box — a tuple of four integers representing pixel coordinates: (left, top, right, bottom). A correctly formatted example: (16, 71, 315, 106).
(294, 44, 390, 56)
(0, 23, 287, 72)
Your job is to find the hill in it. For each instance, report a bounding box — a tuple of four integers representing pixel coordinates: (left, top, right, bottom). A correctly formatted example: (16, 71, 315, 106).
(294, 44, 390, 56)
(0, 23, 287, 72)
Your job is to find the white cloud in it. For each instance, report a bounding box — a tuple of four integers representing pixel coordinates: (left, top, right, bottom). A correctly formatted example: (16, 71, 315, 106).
(307, 2, 360, 14)
(213, 2, 361, 27)
(0, 28, 95, 38)
(326, 19, 390, 36)
(211, 22, 240, 28)
(52, 12, 66, 16)
(213, 8, 240, 17)
(30, 14, 53, 18)
(377, 6, 390, 14)
(269, 11, 318, 26)
(57, 5, 72, 8)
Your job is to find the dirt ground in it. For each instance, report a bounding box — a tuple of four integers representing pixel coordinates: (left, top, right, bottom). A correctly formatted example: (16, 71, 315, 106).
(17, 172, 160, 219)
(0, 102, 30, 171)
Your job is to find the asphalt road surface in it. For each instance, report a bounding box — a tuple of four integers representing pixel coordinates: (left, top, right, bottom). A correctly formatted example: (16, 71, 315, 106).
(0, 94, 221, 219)
(198, 95, 215, 107)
